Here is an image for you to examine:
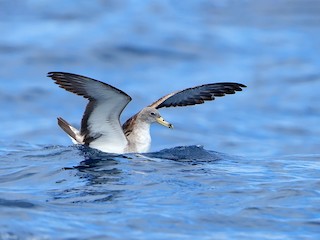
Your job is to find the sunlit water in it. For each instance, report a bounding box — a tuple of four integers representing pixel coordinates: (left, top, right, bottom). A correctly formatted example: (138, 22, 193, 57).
(1, 0, 320, 239)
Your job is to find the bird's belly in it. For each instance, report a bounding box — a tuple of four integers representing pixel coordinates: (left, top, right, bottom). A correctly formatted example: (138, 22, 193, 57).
(89, 139, 127, 154)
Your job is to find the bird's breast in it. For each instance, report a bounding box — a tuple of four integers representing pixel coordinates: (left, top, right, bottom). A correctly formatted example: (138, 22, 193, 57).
(126, 125, 151, 153)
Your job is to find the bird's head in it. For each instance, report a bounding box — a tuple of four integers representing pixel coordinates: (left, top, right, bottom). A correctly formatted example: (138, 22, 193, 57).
(140, 107, 173, 129)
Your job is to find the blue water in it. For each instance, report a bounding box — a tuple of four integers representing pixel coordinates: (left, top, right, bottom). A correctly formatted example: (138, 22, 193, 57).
(1, 0, 320, 239)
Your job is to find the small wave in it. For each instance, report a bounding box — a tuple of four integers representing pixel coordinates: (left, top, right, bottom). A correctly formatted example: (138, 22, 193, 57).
(145, 145, 225, 162)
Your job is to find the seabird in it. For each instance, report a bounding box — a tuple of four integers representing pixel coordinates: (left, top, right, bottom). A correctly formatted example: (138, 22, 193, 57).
(48, 72, 246, 153)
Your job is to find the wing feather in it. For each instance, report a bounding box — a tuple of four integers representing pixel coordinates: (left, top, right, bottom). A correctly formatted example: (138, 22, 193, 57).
(48, 72, 131, 150)
(148, 82, 246, 109)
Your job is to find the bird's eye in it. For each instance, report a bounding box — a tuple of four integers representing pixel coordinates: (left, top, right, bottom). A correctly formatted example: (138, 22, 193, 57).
(150, 112, 155, 116)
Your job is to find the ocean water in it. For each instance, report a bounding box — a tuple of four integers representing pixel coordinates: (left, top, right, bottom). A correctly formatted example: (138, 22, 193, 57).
(1, 0, 320, 239)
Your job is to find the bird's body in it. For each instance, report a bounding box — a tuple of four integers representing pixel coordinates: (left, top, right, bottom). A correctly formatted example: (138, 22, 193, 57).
(48, 72, 246, 153)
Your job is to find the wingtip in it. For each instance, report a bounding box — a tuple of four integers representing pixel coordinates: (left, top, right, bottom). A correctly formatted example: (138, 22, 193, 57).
(233, 83, 247, 88)
(47, 72, 59, 78)
(231, 83, 247, 91)
(57, 116, 64, 125)
(47, 72, 68, 78)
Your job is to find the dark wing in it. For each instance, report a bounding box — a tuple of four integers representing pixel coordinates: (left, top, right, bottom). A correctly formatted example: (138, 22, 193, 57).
(48, 72, 131, 149)
(148, 82, 246, 109)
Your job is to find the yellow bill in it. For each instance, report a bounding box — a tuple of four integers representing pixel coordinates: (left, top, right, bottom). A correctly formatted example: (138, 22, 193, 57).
(156, 117, 173, 129)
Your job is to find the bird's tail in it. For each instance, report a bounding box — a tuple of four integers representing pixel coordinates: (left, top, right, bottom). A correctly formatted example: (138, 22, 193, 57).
(57, 117, 84, 144)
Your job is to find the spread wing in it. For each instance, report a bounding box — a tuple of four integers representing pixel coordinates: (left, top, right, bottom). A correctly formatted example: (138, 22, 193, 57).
(48, 72, 131, 148)
(148, 82, 246, 109)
